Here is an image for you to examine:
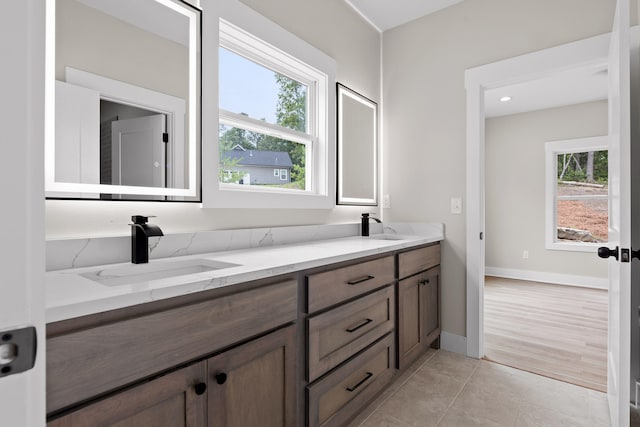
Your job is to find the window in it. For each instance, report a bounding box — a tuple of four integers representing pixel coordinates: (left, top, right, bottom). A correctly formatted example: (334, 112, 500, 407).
(202, 1, 336, 209)
(217, 18, 329, 196)
(545, 136, 608, 251)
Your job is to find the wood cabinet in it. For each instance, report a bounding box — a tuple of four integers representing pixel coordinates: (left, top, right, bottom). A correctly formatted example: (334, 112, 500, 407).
(207, 325, 296, 427)
(47, 241, 442, 427)
(305, 256, 396, 426)
(398, 263, 441, 370)
(307, 333, 395, 427)
(307, 255, 394, 313)
(307, 286, 394, 381)
(47, 278, 297, 426)
(48, 362, 207, 427)
(49, 326, 296, 427)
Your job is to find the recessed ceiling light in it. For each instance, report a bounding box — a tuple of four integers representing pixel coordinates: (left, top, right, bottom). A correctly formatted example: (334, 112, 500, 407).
(499, 96, 512, 102)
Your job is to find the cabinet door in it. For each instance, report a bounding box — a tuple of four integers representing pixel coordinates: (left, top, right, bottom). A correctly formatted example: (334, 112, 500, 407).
(423, 267, 441, 346)
(397, 267, 441, 370)
(207, 325, 296, 427)
(47, 363, 207, 427)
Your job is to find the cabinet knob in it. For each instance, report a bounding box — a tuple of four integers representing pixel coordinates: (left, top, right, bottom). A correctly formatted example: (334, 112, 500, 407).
(215, 372, 227, 385)
(194, 382, 207, 395)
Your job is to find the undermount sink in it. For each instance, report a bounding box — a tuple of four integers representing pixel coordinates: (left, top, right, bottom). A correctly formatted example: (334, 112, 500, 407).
(80, 259, 240, 287)
(367, 234, 407, 241)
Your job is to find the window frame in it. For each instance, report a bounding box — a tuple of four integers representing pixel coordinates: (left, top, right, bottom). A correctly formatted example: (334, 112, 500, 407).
(201, 0, 336, 209)
(280, 169, 288, 181)
(544, 136, 608, 252)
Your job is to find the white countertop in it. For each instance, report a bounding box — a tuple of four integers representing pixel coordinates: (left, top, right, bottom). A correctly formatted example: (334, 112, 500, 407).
(46, 225, 443, 323)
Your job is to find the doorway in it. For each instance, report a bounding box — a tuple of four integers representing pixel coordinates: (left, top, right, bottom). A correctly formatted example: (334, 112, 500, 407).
(481, 81, 610, 390)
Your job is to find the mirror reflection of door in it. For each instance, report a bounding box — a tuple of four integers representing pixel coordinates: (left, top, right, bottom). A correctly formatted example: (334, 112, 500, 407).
(112, 114, 166, 187)
(99, 100, 168, 200)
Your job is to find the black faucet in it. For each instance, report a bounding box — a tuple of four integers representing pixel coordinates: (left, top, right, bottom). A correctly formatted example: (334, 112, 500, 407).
(130, 215, 164, 264)
(361, 213, 382, 237)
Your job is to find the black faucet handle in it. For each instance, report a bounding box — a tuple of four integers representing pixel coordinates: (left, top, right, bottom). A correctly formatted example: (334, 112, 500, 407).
(131, 215, 156, 224)
(361, 213, 370, 218)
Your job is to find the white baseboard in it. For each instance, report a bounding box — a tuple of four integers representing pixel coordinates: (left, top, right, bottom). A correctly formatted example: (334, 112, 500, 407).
(485, 267, 608, 290)
(440, 331, 467, 355)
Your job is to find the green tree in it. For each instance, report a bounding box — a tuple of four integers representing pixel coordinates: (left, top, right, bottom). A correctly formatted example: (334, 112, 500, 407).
(218, 75, 308, 189)
(255, 75, 307, 187)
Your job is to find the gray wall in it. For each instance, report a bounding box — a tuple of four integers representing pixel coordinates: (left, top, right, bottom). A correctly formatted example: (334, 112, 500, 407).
(46, 0, 381, 238)
(382, 0, 616, 337)
(485, 101, 608, 280)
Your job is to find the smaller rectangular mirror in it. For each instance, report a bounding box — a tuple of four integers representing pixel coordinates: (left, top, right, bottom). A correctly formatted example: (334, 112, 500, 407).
(337, 83, 378, 206)
(46, 0, 201, 201)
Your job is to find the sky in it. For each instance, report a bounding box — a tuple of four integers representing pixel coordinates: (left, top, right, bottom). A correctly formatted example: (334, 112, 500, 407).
(219, 47, 280, 125)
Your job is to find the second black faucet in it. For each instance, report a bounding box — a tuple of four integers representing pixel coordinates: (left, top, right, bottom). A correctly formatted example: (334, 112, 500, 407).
(361, 213, 382, 237)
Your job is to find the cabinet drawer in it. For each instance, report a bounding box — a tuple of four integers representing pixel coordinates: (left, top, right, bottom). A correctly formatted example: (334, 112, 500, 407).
(307, 255, 394, 313)
(308, 286, 394, 382)
(398, 243, 440, 279)
(47, 279, 297, 414)
(307, 333, 395, 427)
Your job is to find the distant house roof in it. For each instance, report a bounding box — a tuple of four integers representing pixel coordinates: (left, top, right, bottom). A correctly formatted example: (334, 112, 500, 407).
(222, 147, 293, 167)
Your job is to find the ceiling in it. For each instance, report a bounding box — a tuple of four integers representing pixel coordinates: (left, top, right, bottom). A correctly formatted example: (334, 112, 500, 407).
(484, 66, 608, 118)
(344, 0, 463, 32)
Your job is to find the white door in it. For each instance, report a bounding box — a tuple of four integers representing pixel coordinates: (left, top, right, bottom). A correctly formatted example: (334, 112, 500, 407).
(0, 0, 46, 426)
(604, 0, 631, 425)
(112, 114, 166, 188)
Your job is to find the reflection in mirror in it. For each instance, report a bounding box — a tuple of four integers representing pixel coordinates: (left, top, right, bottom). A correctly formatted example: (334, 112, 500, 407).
(46, 0, 201, 201)
(337, 83, 378, 206)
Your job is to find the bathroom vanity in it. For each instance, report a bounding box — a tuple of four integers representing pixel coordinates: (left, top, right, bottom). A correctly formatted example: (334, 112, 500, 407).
(44, 224, 442, 426)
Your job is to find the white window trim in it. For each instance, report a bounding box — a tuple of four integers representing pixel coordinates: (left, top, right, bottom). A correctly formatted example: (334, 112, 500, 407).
(544, 135, 608, 252)
(274, 169, 279, 177)
(201, 0, 336, 209)
(280, 169, 288, 181)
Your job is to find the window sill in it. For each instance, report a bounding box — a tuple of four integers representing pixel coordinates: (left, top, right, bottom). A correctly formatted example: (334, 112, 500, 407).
(202, 184, 335, 209)
(545, 241, 603, 253)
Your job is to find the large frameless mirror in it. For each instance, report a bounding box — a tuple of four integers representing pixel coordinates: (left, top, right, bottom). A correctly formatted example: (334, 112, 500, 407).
(46, 0, 201, 201)
(336, 83, 378, 206)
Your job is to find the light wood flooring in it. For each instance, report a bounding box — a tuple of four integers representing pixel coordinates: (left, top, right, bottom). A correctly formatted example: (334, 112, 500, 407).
(484, 276, 608, 392)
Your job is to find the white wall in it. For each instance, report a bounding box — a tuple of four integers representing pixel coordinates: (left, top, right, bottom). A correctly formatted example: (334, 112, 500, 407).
(46, 0, 381, 239)
(382, 0, 616, 337)
(485, 101, 608, 281)
(56, 0, 188, 99)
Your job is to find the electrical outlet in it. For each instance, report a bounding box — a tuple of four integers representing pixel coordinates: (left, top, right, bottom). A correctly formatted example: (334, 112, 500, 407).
(522, 250, 529, 259)
(382, 194, 390, 209)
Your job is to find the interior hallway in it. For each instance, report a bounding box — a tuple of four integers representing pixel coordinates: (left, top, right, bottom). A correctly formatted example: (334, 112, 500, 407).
(484, 276, 607, 392)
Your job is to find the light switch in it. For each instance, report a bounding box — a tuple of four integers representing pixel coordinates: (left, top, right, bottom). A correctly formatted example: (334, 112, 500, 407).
(382, 194, 390, 209)
(450, 197, 462, 214)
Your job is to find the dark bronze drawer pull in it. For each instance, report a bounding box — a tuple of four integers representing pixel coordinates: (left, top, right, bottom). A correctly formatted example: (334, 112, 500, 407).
(347, 275, 375, 285)
(419, 279, 430, 285)
(345, 318, 373, 333)
(346, 372, 374, 392)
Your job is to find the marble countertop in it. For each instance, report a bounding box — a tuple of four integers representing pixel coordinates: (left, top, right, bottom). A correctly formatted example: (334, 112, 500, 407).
(46, 223, 443, 323)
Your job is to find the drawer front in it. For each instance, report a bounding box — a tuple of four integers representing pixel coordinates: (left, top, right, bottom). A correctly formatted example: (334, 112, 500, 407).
(398, 243, 440, 279)
(307, 256, 394, 313)
(307, 334, 395, 427)
(308, 286, 394, 382)
(47, 279, 297, 414)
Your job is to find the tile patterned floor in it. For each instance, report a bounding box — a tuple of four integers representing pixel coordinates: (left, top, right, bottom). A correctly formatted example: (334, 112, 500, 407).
(350, 349, 610, 427)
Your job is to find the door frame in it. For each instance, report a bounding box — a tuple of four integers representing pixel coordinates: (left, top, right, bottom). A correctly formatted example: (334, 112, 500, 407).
(0, 0, 47, 425)
(464, 33, 611, 359)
